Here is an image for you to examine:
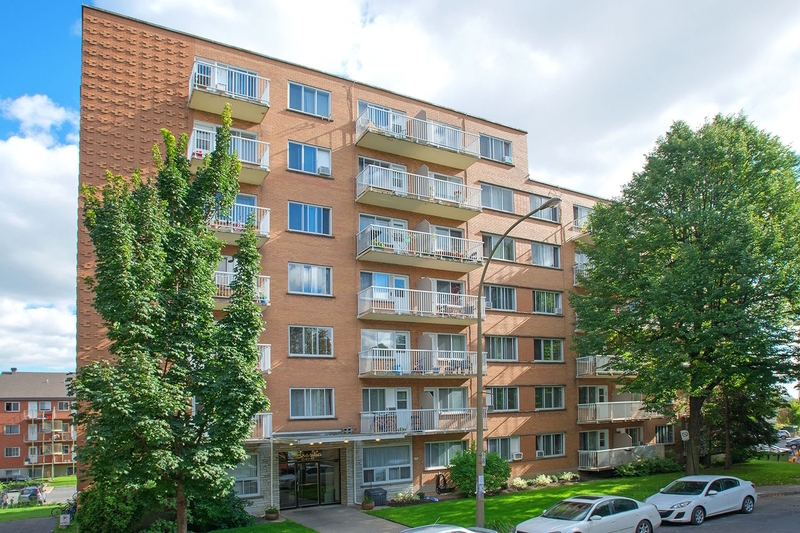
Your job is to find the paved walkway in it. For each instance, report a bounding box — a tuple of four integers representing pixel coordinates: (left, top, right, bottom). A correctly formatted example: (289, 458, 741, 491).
(282, 505, 406, 533)
(756, 484, 800, 497)
(0, 517, 56, 533)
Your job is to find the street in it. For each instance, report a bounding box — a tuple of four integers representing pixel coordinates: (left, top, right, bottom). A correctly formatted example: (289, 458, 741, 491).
(656, 494, 800, 533)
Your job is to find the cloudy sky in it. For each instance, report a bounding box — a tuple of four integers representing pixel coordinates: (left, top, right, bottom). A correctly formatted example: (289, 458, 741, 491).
(2, 0, 800, 378)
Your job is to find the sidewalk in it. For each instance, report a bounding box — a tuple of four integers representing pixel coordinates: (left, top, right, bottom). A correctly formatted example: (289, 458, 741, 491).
(756, 484, 800, 497)
(282, 505, 405, 533)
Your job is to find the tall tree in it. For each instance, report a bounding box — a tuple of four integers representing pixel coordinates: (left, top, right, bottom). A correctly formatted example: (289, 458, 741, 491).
(570, 114, 800, 475)
(72, 105, 268, 533)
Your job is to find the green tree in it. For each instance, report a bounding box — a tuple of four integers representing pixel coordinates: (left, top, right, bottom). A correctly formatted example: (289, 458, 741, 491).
(570, 114, 800, 475)
(72, 105, 268, 533)
(448, 442, 511, 495)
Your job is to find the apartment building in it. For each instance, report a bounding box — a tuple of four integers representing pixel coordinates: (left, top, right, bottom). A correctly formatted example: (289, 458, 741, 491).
(77, 6, 673, 511)
(0, 369, 77, 479)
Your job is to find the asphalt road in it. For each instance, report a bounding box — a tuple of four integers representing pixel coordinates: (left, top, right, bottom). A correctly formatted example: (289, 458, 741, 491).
(656, 493, 800, 533)
(0, 517, 56, 533)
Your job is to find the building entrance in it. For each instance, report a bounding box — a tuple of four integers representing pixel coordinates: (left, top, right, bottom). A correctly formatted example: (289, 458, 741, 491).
(279, 449, 341, 509)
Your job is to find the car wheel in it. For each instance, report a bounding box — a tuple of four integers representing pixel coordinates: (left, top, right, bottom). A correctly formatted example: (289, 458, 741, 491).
(690, 506, 706, 525)
(740, 495, 755, 514)
(635, 519, 653, 533)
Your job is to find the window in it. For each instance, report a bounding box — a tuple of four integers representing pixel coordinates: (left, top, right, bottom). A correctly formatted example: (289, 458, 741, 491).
(361, 388, 409, 412)
(229, 454, 259, 497)
(535, 386, 564, 410)
(573, 205, 594, 229)
(288, 82, 331, 118)
(479, 134, 512, 163)
(4, 448, 20, 458)
(287, 141, 331, 175)
(530, 194, 559, 222)
(357, 101, 407, 137)
(61, 445, 71, 455)
(531, 242, 560, 268)
(483, 234, 514, 261)
(288, 201, 331, 235)
(624, 427, 643, 445)
(290, 388, 334, 418)
(489, 387, 519, 411)
(487, 436, 520, 461)
(533, 290, 562, 314)
(28, 446, 38, 457)
(434, 388, 468, 410)
(363, 445, 412, 483)
(195, 60, 259, 100)
(4, 425, 20, 435)
(579, 430, 608, 451)
(655, 425, 675, 445)
(358, 156, 407, 194)
(38, 402, 52, 411)
(579, 386, 607, 404)
(481, 183, 513, 213)
(486, 336, 518, 361)
(536, 433, 565, 457)
(534, 339, 563, 362)
(288, 263, 332, 295)
(485, 285, 516, 311)
(425, 441, 467, 469)
(57, 401, 72, 412)
(4, 402, 19, 412)
(289, 325, 333, 357)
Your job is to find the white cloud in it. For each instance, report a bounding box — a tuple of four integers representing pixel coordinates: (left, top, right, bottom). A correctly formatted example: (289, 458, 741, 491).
(1, 94, 79, 146)
(0, 299, 75, 372)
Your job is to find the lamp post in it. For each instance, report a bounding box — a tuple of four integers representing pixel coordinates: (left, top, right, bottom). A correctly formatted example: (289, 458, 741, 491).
(475, 196, 561, 527)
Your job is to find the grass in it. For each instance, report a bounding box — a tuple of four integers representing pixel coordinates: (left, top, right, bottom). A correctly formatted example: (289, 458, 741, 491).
(40, 475, 77, 488)
(369, 459, 800, 528)
(0, 504, 60, 522)
(210, 521, 316, 533)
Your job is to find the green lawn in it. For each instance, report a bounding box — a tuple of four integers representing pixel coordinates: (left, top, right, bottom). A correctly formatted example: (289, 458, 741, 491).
(40, 475, 77, 488)
(0, 504, 60, 522)
(210, 521, 316, 533)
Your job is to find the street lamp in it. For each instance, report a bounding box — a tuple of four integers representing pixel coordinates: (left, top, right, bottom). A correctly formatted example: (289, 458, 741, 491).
(475, 196, 561, 527)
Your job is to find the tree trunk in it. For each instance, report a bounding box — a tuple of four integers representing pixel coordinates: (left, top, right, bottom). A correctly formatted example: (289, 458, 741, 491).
(176, 482, 187, 533)
(686, 396, 705, 475)
(724, 390, 732, 469)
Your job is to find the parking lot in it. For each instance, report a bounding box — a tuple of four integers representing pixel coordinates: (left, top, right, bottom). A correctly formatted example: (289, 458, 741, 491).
(657, 493, 800, 533)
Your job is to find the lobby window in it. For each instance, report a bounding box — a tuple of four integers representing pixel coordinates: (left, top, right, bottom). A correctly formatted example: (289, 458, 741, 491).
(483, 234, 514, 261)
(487, 436, 520, 461)
(229, 454, 259, 497)
(363, 445, 411, 484)
(290, 388, 334, 418)
(533, 290, 561, 314)
(424, 441, 467, 469)
(288, 201, 331, 235)
(288, 141, 331, 176)
(534, 338, 563, 362)
(486, 336, 517, 361)
(531, 242, 560, 268)
(479, 134, 512, 163)
(288, 263, 332, 295)
(288, 82, 331, 118)
(481, 183, 513, 213)
(535, 386, 564, 410)
(289, 326, 333, 357)
(536, 433, 565, 457)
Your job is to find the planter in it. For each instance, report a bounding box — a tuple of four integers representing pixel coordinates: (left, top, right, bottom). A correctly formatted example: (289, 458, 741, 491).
(264, 509, 280, 521)
(361, 501, 375, 510)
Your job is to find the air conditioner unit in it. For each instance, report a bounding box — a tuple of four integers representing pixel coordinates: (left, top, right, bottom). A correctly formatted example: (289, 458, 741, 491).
(535, 450, 545, 458)
(512, 451, 524, 461)
(484, 300, 493, 309)
(554, 307, 562, 315)
(486, 405, 494, 413)
(318, 166, 331, 176)
(504, 155, 513, 164)
(215, 82, 228, 92)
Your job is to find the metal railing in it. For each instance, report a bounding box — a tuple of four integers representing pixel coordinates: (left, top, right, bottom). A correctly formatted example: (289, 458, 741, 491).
(360, 407, 487, 435)
(578, 444, 664, 469)
(356, 165, 481, 211)
(258, 344, 271, 373)
(357, 225, 483, 264)
(573, 215, 590, 230)
(248, 412, 273, 440)
(189, 128, 270, 170)
(358, 286, 482, 320)
(210, 203, 270, 237)
(575, 355, 622, 377)
(358, 348, 487, 376)
(213, 271, 270, 305)
(356, 105, 480, 157)
(190, 60, 270, 106)
(573, 263, 591, 285)
(577, 401, 660, 423)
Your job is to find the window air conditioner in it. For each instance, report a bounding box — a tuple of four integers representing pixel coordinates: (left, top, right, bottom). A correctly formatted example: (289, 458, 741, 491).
(504, 155, 513, 164)
(535, 450, 545, 458)
(512, 451, 524, 461)
(554, 307, 562, 315)
(318, 166, 331, 176)
(215, 82, 228, 92)
(486, 405, 494, 413)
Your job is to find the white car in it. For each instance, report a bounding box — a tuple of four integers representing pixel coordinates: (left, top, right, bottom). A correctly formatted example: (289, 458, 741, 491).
(401, 526, 497, 533)
(515, 495, 661, 533)
(645, 475, 756, 525)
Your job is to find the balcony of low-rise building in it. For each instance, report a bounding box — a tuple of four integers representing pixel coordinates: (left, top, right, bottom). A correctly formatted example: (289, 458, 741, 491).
(189, 127, 270, 185)
(357, 224, 483, 273)
(188, 60, 270, 123)
(245, 412, 273, 441)
(577, 401, 661, 424)
(213, 271, 270, 310)
(355, 105, 480, 170)
(578, 443, 664, 471)
(258, 344, 271, 374)
(358, 348, 486, 378)
(360, 407, 487, 436)
(355, 165, 481, 221)
(357, 285, 481, 325)
(209, 202, 270, 248)
(576, 355, 624, 378)
(573, 262, 592, 286)
(568, 215, 594, 245)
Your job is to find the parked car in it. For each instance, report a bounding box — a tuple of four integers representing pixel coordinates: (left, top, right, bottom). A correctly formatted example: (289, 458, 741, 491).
(514, 495, 661, 533)
(786, 437, 800, 451)
(645, 475, 756, 525)
(0, 474, 33, 484)
(777, 429, 791, 439)
(18, 486, 46, 504)
(402, 527, 497, 533)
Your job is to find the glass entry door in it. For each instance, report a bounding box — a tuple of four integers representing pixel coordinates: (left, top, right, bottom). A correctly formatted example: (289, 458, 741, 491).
(297, 462, 320, 507)
(279, 450, 341, 509)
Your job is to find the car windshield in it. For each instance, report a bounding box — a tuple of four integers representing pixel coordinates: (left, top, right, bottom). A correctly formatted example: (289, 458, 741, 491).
(542, 501, 592, 521)
(662, 481, 708, 495)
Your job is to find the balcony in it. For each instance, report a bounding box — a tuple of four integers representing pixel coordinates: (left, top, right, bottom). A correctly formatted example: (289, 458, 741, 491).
(213, 271, 270, 310)
(356, 105, 480, 170)
(258, 344, 271, 373)
(360, 408, 487, 435)
(578, 444, 664, 471)
(358, 287, 481, 325)
(189, 128, 270, 185)
(576, 355, 623, 378)
(573, 263, 591, 286)
(246, 412, 273, 441)
(188, 60, 270, 123)
(577, 401, 661, 424)
(358, 349, 487, 378)
(209, 203, 271, 248)
(569, 216, 594, 245)
(357, 225, 483, 273)
(355, 166, 481, 221)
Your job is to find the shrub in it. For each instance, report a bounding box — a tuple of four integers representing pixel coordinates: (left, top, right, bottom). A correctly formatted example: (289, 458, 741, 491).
(510, 477, 528, 490)
(533, 474, 552, 487)
(558, 471, 580, 482)
(76, 486, 146, 533)
(485, 517, 515, 533)
(614, 457, 683, 477)
(448, 442, 511, 495)
(142, 519, 176, 533)
(188, 487, 253, 532)
(393, 488, 417, 503)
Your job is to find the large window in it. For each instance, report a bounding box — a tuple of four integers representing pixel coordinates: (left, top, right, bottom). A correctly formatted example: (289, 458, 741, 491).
(290, 388, 334, 418)
(533, 290, 561, 314)
(288, 263, 332, 295)
(287, 141, 332, 176)
(485, 285, 516, 311)
(481, 183, 513, 213)
(38, 402, 52, 411)
(489, 387, 519, 411)
(4, 402, 19, 412)
(289, 325, 333, 357)
(487, 436, 520, 461)
(483, 234, 515, 261)
(655, 425, 675, 445)
(288, 201, 331, 235)
(288, 82, 331, 118)
(486, 336, 517, 361)
(534, 338, 563, 362)
(530, 194, 559, 222)
(229, 454, 259, 497)
(479, 134, 512, 163)
(535, 386, 564, 410)
(361, 388, 409, 412)
(363, 445, 412, 484)
(531, 242, 560, 268)
(4, 448, 20, 458)
(573, 205, 594, 229)
(4, 425, 20, 435)
(425, 441, 467, 469)
(57, 401, 72, 412)
(536, 433, 565, 457)
(434, 388, 468, 410)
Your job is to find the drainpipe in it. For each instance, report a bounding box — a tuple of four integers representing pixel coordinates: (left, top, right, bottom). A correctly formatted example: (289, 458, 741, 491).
(270, 439, 274, 508)
(353, 441, 359, 505)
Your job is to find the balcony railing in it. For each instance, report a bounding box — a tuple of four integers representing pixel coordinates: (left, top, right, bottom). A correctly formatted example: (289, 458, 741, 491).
(578, 444, 664, 470)
(576, 355, 623, 377)
(358, 286, 482, 324)
(358, 349, 487, 377)
(258, 344, 271, 373)
(573, 215, 590, 230)
(209, 202, 270, 245)
(573, 263, 591, 285)
(213, 271, 270, 307)
(189, 61, 270, 122)
(189, 128, 270, 185)
(577, 401, 661, 423)
(247, 412, 273, 440)
(360, 407, 487, 435)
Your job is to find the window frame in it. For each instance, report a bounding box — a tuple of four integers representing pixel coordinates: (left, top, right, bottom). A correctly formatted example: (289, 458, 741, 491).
(229, 453, 260, 498)
(655, 425, 675, 445)
(57, 401, 72, 412)
(533, 290, 562, 315)
(4, 447, 20, 458)
(424, 440, 468, 470)
(485, 336, 518, 361)
(480, 183, 514, 213)
(4, 425, 20, 435)
(288, 263, 332, 296)
(536, 433, 565, 457)
(38, 401, 52, 411)
(482, 234, 515, 261)
(535, 386, 565, 410)
(4, 402, 19, 412)
(288, 81, 331, 119)
(287, 140, 332, 176)
(533, 338, 564, 362)
(362, 444, 412, 484)
(488, 387, 519, 412)
(485, 284, 516, 311)
(288, 201, 332, 236)
(530, 194, 559, 222)
(479, 134, 513, 163)
(289, 388, 335, 419)
(486, 436, 520, 461)
(531, 242, 561, 269)
(288, 325, 334, 357)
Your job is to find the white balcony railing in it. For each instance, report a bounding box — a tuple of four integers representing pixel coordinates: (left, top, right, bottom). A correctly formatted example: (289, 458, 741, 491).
(360, 408, 487, 435)
(357, 225, 483, 265)
(209, 203, 270, 238)
(356, 165, 481, 211)
(576, 355, 622, 377)
(258, 344, 271, 373)
(573, 263, 591, 285)
(577, 401, 660, 423)
(356, 105, 480, 157)
(213, 271, 270, 306)
(578, 444, 664, 470)
(189, 128, 270, 171)
(358, 286, 481, 320)
(248, 412, 273, 440)
(358, 349, 487, 377)
(190, 60, 270, 106)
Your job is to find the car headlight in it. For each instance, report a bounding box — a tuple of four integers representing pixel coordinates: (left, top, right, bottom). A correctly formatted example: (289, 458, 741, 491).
(670, 501, 692, 509)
